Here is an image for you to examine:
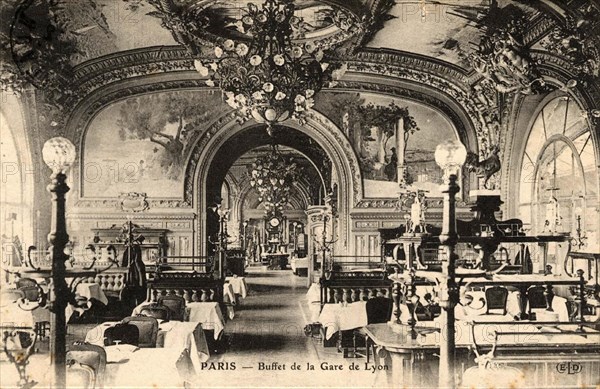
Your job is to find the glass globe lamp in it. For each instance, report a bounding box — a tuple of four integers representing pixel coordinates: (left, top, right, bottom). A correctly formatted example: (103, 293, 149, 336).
(42, 137, 76, 174)
(434, 140, 467, 182)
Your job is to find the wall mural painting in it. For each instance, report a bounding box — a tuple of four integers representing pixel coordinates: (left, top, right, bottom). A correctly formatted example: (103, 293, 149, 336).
(83, 90, 227, 198)
(316, 92, 458, 198)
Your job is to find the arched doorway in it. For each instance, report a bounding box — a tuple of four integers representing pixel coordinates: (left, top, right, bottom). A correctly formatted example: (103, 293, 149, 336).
(202, 125, 332, 258)
(189, 112, 362, 258)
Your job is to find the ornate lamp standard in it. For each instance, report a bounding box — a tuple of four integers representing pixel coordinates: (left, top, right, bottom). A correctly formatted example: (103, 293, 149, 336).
(242, 220, 249, 251)
(434, 139, 467, 389)
(41, 137, 77, 388)
(292, 221, 298, 254)
(213, 205, 231, 278)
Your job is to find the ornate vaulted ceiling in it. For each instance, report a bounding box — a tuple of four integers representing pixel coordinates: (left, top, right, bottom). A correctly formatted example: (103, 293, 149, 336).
(8, 0, 543, 68)
(2, 0, 599, 198)
(366, 0, 539, 66)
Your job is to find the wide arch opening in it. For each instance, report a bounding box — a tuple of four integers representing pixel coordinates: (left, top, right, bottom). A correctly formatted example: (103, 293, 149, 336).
(203, 125, 331, 259)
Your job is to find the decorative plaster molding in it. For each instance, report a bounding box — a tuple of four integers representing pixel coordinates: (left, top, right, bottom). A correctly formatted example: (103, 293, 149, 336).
(66, 213, 196, 220)
(118, 192, 149, 213)
(350, 213, 402, 220)
(354, 199, 400, 209)
(524, 15, 557, 46)
(74, 198, 191, 208)
(65, 46, 599, 207)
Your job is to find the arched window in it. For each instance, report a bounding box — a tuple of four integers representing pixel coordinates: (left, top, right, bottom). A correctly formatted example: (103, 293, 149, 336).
(1, 111, 25, 266)
(0, 113, 23, 233)
(518, 95, 599, 251)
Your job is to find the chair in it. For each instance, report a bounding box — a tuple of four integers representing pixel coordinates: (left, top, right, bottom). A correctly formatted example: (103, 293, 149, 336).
(352, 297, 393, 361)
(67, 361, 97, 389)
(527, 286, 547, 319)
(16, 278, 41, 303)
(485, 286, 509, 315)
(121, 316, 159, 348)
(158, 295, 186, 321)
(140, 303, 171, 321)
(16, 278, 50, 337)
(0, 329, 36, 365)
(67, 342, 107, 388)
(103, 323, 140, 347)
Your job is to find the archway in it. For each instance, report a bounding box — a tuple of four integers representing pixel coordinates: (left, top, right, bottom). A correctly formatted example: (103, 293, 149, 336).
(189, 112, 362, 257)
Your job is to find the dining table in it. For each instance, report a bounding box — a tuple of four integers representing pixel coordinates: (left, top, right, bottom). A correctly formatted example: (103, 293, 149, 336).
(225, 275, 248, 299)
(318, 301, 368, 340)
(185, 302, 225, 339)
(104, 346, 194, 388)
(85, 320, 210, 370)
(131, 301, 226, 340)
(363, 321, 600, 388)
(223, 282, 236, 319)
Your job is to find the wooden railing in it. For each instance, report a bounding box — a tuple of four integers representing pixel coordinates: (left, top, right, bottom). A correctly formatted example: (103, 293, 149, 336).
(147, 256, 223, 303)
(320, 255, 391, 306)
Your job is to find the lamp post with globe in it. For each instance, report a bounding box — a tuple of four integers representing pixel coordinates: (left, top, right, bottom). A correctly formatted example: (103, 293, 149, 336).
(433, 139, 467, 389)
(42, 137, 77, 388)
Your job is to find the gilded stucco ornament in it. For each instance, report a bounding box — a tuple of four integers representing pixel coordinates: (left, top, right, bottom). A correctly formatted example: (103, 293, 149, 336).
(541, 5, 600, 79)
(468, 14, 546, 95)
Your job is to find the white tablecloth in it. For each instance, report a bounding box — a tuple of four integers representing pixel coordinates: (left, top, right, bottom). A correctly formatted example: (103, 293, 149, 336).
(85, 320, 211, 367)
(222, 283, 236, 320)
(306, 283, 321, 303)
(225, 276, 248, 298)
(318, 301, 368, 340)
(185, 302, 225, 340)
(75, 282, 108, 305)
(223, 283, 236, 305)
(157, 321, 209, 371)
(104, 347, 192, 388)
(131, 301, 225, 340)
(306, 283, 322, 323)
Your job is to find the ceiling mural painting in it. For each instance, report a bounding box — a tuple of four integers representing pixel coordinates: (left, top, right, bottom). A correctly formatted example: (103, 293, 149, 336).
(366, 0, 539, 67)
(82, 90, 228, 198)
(121, 0, 371, 52)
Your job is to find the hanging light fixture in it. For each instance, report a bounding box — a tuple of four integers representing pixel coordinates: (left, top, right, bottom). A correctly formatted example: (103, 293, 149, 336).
(250, 144, 300, 214)
(194, 0, 347, 135)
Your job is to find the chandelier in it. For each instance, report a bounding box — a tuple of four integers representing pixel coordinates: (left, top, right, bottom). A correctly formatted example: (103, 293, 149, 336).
(194, 0, 346, 134)
(250, 145, 300, 213)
